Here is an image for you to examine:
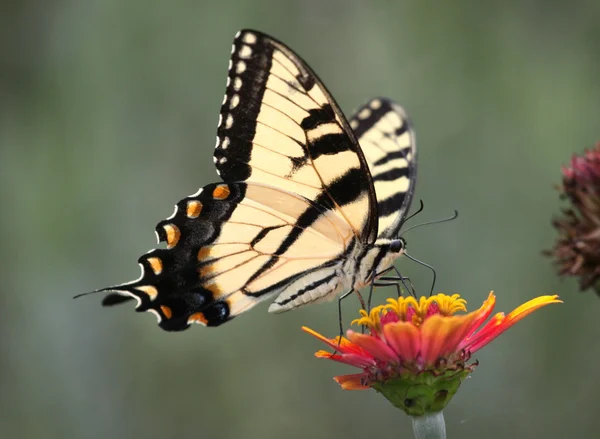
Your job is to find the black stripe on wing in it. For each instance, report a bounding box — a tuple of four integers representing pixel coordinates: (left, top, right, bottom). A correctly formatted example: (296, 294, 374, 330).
(213, 32, 272, 181)
(213, 29, 379, 244)
(246, 167, 368, 284)
(372, 167, 410, 182)
(350, 98, 417, 239)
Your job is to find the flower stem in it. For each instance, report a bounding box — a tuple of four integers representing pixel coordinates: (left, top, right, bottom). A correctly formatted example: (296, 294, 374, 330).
(412, 411, 446, 439)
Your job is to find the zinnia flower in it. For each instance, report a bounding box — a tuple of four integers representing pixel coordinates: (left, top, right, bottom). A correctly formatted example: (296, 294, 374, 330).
(547, 142, 600, 295)
(303, 292, 560, 418)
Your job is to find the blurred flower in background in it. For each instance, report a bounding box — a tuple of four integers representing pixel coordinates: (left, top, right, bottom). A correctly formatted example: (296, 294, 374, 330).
(303, 292, 560, 424)
(547, 143, 600, 296)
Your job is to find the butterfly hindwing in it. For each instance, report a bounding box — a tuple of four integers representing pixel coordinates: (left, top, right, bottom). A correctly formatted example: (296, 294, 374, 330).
(97, 182, 354, 330)
(214, 29, 378, 243)
(350, 98, 417, 239)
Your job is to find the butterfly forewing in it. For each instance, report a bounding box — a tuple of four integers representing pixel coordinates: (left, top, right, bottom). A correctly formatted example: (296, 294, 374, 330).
(350, 98, 417, 239)
(214, 30, 378, 243)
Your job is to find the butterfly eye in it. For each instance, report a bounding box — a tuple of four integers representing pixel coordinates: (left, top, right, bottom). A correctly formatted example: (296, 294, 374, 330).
(390, 238, 405, 253)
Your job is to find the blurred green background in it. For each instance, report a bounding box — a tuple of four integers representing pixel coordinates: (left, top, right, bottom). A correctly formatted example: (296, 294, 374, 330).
(2, 1, 599, 438)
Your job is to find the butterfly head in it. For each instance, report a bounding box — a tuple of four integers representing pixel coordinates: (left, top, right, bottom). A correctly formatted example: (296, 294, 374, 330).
(389, 237, 406, 254)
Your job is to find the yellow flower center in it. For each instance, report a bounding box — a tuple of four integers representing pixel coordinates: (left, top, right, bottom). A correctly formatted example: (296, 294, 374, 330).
(352, 294, 467, 330)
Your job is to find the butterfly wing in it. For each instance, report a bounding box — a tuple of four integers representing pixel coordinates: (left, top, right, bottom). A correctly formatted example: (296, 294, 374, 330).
(95, 182, 354, 330)
(214, 29, 378, 243)
(86, 30, 388, 329)
(350, 98, 417, 239)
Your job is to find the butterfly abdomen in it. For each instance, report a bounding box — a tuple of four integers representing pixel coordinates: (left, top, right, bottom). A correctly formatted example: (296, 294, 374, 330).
(267, 266, 345, 312)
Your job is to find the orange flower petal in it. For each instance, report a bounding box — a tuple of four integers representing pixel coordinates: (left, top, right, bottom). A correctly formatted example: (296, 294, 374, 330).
(334, 373, 369, 390)
(461, 295, 562, 353)
(302, 326, 355, 355)
(303, 325, 375, 367)
(420, 313, 479, 365)
(459, 291, 497, 340)
(346, 330, 399, 364)
(382, 321, 420, 361)
(315, 350, 338, 359)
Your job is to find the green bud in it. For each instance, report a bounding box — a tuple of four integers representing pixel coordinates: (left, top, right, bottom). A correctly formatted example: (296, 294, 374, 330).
(370, 368, 472, 416)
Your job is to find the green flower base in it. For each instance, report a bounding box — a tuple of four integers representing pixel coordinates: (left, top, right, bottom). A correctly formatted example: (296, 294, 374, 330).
(370, 368, 473, 416)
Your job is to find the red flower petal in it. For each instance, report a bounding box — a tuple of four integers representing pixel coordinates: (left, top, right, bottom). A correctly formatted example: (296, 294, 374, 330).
(347, 330, 399, 364)
(315, 350, 374, 368)
(460, 314, 504, 354)
(380, 310, 399, 326)
(459, 292, 497, 341)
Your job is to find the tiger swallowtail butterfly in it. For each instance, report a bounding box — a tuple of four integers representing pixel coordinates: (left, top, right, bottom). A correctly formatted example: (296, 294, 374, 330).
(81, 30, 417, 330)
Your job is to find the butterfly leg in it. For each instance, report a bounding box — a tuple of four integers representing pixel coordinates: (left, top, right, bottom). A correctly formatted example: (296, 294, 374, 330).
(377, 265, 416, 297)
(366, 265, 396, 311)
(377, 278, 415, 298)
(366, 265, 417, 315)
(377, 277, 415, 297)
(373, 281, 402, 299)
(332, 290, 353, 354)
(337, 290, 352, 341)
(336, 289, 366, 344)
(367, 275, 377, 314)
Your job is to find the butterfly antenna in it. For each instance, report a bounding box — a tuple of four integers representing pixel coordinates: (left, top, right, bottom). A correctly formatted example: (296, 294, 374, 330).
(400, 210, 458, 236)
(399, 199, 425, 228)
(404, 252, 437, 296)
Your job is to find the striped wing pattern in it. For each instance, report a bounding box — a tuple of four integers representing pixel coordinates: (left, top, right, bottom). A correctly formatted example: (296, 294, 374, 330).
(213, 30, 378, 243)
(91, 30, 391, 330)
(350, 98, 417, 240)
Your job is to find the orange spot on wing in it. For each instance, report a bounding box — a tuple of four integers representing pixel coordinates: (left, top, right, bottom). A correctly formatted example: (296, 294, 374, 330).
(205, 282, 222, 297)
(187, 200, 203, 218)
(198, 247, 211, 261)
(160, 305, 172, 319)
(147, 257, 163, 275)
(188, 312, 208, 325)
(163, 224, 181, 248)
(199, 263, 215, 278)
(212, 185, 231, 200)
(135, 285, 158, 300)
